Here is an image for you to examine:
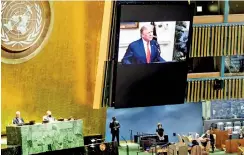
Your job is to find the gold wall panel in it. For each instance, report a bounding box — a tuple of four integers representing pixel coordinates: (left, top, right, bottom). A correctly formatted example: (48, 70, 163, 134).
(191, 25, 244, 57)
(186, 79, 244, 102)
(1, 1, 107, 135)
(193, 14, 244, 24)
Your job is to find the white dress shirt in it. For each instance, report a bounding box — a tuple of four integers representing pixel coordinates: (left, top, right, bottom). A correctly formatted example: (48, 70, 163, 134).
(17, 118, 23, 124)
(43, 115, 55, 122)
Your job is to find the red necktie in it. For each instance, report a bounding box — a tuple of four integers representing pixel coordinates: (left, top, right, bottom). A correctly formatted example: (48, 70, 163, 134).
(146, 42, 151, 63)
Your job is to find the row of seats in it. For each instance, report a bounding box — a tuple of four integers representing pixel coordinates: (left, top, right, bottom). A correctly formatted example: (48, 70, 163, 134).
(217, 121, 244, 127)
(216, 121, 244, 132)
(215, 121, 244, 139)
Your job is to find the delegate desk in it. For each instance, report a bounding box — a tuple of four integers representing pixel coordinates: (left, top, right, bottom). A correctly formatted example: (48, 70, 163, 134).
(213, 129, 228, 149)
(137, 134, 169, 149)
(6, 120, 84, 155)
(225, 139, 244, 153)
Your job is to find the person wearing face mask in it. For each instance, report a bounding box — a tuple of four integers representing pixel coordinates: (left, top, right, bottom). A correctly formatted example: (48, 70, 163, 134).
(12, 111, 25, 125)
(109, 117, 120, 146)
(156, 123, 165, 141)
(201, 130, 215, 153)
(43, 110, 55, 122)
(122, 25, 165, 64)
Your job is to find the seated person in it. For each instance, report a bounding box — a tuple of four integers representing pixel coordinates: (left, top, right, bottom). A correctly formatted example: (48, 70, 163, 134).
(43, 111, 55, 122)
(200, 130, 215, 153)
(240, 128, 244, 139)
(192, 140, 199, 147)
(188, 140, 200, 154)
(68, 116, 74, 121)
(156, 123, 164, 141)
(12, 111, 24, 125)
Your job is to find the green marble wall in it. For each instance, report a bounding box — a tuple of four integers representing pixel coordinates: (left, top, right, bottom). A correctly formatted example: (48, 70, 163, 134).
(6, 120, 84, 155)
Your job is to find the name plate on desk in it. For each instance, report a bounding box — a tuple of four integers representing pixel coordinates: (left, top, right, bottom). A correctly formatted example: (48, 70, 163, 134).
(6, 120, 84, 155)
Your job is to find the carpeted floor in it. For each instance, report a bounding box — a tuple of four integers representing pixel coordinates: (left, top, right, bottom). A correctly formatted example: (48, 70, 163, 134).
(209, 149, 237, 155)
(118, 149, 238, 155)
(1, 137, 238, 155)
(118, 146, 238, 155)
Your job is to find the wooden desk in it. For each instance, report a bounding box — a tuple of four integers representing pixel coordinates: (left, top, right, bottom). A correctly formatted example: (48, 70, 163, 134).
(213, 129, 228, 149)
(225, 139, 244, 153)
(6, 120, 84, 155)
(238, 146, 244, 155)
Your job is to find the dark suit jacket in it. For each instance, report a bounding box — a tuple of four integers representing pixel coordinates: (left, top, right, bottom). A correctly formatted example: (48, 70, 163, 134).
(202, 133, 215, 143)
(12, 117, 24, 125)
(122, 39, 165, 64)
(109, 121, 120, 133)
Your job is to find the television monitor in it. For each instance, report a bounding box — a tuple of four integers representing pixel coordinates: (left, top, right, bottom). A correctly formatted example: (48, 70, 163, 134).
(112, 1, 194, 108)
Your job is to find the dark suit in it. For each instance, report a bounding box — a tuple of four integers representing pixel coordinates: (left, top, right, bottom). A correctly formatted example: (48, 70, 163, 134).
(109, 120, 120, 145)
(122, 39, 165, 64)
(201, 133, 215, 152)
(43, 115, 55, 122)
(12, 117, 24, 125)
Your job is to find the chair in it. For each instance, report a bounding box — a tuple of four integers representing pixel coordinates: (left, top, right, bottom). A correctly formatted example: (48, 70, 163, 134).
(238, 146, 244, 155)
(195, 133, 200, 139)
(225, 126, 233, 132)
(189, 132, 198, 140)
(182, 136, 191, 146)
(140, 140, 150, 150)
(225, 122, 233, 127)
(168, 144, 177, 155)
(177, 134, 183, 143)
(234, 121, 241, 126)
(178, 145, 188, 155)
(148, 138, 157, 147)
(191, 145, 202, 155)
(217, 122, 224, 130)
(234, 126, 241, 133)
(231, 126, 240, 139)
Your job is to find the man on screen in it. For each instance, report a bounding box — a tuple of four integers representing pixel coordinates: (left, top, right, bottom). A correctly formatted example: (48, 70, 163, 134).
(122, 25, 165, 64)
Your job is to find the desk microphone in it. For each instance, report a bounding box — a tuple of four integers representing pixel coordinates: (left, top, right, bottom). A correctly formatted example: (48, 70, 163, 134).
(121, 136, 129, 155)
(121, 136, 127, 143)
(129, 130, 133, 142)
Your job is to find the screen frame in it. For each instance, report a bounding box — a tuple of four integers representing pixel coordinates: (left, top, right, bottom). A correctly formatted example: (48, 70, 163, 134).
(111, 1, 195, 108)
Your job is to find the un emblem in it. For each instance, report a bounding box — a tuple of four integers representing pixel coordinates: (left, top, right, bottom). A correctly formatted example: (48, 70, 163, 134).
(99, 143, 106, 151)
(1, 1, 53, 64)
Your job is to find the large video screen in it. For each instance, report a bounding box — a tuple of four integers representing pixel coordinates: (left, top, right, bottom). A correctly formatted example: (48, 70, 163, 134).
(118, 21, 190, 64)
(113, 2, 194, 108)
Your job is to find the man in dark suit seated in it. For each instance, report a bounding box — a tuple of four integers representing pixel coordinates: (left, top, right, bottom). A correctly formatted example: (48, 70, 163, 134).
(122, 25, 165, 64)
(12, 111, 24, 125)
(43, 110, 56, 122)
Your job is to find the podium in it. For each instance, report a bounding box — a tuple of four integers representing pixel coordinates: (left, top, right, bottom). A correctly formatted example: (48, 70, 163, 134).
(6, 120, 84, 155)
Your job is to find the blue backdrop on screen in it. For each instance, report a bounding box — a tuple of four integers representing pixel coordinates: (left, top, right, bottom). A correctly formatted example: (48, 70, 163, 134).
(105, 103, 203, 142)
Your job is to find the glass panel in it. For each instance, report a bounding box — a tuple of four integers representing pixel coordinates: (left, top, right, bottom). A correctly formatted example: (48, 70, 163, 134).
(229, 1, 244, 14)
(224, 55, 244, 76)
(188, 56, 221, 73)
(192, 1, 224, 16)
